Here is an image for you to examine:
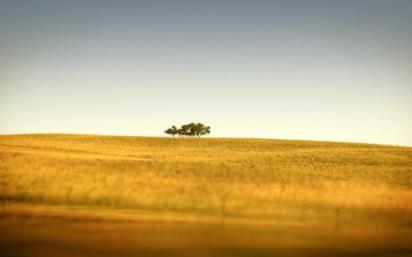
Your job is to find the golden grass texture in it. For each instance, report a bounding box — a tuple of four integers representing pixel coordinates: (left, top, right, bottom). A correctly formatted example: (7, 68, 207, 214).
(1, 134, 412, 256)
(1, 134, 411, 222)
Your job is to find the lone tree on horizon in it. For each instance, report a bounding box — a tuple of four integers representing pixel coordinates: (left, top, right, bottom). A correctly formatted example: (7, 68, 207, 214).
(164, 123, 211, 137)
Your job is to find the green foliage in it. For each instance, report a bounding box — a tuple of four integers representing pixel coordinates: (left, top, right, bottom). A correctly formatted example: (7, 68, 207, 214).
(165, 122, 211, 137)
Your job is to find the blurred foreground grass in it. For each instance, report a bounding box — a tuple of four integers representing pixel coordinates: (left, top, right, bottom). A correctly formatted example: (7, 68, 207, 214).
(1, 134, 412, 256)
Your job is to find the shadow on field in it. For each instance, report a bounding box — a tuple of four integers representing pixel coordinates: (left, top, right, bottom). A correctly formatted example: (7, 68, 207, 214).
(1, 212, 412, 257)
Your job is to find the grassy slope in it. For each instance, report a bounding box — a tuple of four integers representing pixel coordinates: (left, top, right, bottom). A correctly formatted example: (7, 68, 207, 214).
(1, 134, 412, 256)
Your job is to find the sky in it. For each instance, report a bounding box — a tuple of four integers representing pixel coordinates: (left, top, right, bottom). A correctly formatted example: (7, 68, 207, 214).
(1, 0, 411, 146)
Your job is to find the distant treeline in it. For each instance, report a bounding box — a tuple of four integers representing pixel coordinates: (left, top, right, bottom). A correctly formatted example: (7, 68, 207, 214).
(164, 122, 211, 137)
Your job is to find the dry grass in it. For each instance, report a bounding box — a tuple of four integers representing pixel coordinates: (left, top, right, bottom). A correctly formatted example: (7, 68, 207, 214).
(1, 134, 412, 256)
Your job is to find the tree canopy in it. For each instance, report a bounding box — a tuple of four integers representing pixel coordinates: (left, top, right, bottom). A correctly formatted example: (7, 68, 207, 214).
(164, 123, 211, 137)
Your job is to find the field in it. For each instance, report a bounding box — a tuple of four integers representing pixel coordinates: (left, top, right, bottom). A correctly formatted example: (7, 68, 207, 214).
(1, 134, 412, 257)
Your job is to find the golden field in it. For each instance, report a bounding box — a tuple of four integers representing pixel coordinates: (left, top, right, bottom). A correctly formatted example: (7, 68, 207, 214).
(1, 134, 412, 257)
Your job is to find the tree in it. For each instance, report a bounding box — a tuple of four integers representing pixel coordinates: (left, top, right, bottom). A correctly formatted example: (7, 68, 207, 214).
(164, 125, 178, 137)
(170, 125, 178, 136)
(164, 122, 211, 137)
(180, 124, 191, 136)
(193, 122, 204, 137)
(201, 125, 211, 136)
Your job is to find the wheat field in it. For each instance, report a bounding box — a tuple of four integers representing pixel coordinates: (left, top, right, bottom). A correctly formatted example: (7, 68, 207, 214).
(1, 134, 412, 257)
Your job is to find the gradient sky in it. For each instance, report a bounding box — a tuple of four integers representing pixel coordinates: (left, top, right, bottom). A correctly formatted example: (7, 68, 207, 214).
(1, 0, 411, 146)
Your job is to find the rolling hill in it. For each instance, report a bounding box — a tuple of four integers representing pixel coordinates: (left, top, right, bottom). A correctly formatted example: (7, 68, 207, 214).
(1, 134, 411, 257)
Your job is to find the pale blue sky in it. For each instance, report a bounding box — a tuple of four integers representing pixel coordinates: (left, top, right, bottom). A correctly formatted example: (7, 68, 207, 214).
(1, 0, 411, 146)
